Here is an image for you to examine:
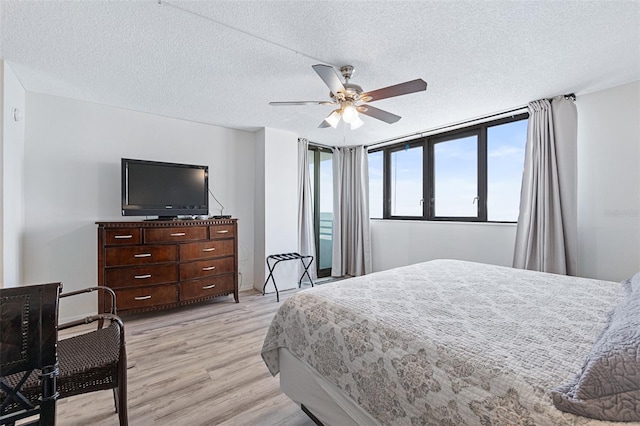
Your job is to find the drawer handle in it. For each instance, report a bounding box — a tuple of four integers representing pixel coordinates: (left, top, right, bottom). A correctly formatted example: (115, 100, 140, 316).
(215, 230, 229, 234)
(202, 284, 216, 290)
(114, 235, 133, 239)
(202, 248, 216, 252)
(134, 253, 152, 258)
(202, 266, 216, 271)
(134, 295, 152, 301)
(171, 232, 186, 237)
(134, 274, 152, 279)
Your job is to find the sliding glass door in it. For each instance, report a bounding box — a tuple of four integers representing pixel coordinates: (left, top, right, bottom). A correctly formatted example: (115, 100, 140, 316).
(308, 146, 333, 278)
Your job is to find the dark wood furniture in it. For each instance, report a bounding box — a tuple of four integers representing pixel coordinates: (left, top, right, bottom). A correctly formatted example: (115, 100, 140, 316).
(1, 282, 61, 426)
(97, 219, 238, 314)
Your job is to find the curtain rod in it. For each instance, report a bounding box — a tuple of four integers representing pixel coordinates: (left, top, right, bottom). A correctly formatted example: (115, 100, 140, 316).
(365, 93, 576, 149)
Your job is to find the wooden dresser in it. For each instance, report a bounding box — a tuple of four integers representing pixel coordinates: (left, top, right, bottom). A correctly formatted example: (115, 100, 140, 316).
(96, 219, 238, 315)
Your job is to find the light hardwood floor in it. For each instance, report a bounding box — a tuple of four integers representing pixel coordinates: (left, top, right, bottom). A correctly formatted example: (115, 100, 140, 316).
(57, 289, 315, 426)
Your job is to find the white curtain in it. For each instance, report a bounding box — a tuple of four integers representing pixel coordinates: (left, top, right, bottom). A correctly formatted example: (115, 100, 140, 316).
(332, 146, 372, 277)
(298, 138, 317, 280)
(513, 96, 577, 275)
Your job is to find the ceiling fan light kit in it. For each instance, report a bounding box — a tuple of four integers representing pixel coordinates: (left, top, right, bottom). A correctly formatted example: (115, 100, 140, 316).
(270, 64, 427, 130)
(325, 109, 341, 128)
(341, 105, 358, 123)
(350, 115, 364, 130)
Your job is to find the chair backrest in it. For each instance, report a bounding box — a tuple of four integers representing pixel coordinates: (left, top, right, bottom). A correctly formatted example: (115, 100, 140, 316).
(1, 283, 61, 425)
(1, 283, 61, 378)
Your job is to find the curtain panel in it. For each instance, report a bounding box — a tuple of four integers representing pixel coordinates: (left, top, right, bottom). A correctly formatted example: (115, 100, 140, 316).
(332, 146, 372, 277)
(298, 138, 317, 280)
(513, 96, 577, 275)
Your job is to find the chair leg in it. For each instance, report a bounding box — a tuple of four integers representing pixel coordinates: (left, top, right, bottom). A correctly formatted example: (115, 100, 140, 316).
(41, 397, 56, 426)
(117, 347, 128, 426)
(117, 382, 128, 426)
(112, 387, 119, 413)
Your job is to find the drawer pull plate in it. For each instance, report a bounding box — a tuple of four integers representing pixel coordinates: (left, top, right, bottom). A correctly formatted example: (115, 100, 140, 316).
(134, 253, 152, 258)
(215, 230, 229, 234)
(202, 266, 216, 271)
(134, 274, 152, 279)
(202, 284, 216, 290)
(114, 235, 133, 239)
(202, 247, 216, 252)
(171, 232, 186, 237)
(134, 295, 152, 301)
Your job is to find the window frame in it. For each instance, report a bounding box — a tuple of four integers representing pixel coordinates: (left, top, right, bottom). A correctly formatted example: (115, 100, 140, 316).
(369, 112, 528, 223)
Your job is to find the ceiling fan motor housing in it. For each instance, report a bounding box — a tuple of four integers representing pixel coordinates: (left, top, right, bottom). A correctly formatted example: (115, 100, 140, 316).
(330, 65, 363, 102)
(339, 65, 354, 81)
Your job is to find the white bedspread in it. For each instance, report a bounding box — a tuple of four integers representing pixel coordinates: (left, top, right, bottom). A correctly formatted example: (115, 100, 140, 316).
(261, 259, 634, 425)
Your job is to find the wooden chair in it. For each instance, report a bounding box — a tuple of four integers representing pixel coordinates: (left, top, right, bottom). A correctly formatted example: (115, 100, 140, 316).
(1, 282, 61, 426)
(1, 286, 127, 426)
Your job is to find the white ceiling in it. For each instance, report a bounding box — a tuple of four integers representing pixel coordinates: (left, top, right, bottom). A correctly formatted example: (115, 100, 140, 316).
(1, 0, 639, 147)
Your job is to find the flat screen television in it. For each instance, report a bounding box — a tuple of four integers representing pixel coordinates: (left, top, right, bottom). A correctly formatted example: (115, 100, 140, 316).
(121, 158, 209, 218)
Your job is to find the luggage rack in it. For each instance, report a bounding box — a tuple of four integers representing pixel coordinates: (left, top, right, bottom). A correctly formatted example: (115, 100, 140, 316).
(262, 252, 314, 302)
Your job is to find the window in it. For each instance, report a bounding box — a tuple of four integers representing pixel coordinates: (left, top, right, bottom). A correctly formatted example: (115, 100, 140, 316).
(308, 146, 333, 277)
(432, 133, 479, 219)
(389, 144, 423, 217)
(369, 113, 528, 222)
(368, 150, 383, 218)
(487, 120, 528, 221)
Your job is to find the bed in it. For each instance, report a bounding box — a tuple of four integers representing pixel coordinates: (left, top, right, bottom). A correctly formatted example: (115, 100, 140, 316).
(261, 259, 640, 425)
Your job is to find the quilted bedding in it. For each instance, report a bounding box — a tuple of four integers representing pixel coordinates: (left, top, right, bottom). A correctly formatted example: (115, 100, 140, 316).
(261, 259, 636, 425)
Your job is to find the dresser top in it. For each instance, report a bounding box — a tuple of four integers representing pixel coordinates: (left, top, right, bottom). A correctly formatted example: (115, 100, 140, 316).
(96, 218, 237, 228)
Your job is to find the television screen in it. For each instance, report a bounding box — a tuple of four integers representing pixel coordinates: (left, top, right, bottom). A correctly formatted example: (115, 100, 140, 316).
(121, 158, 209, 218)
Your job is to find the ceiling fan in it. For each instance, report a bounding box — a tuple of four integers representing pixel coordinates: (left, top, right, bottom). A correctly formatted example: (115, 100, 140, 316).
(269, 64, 428, 130)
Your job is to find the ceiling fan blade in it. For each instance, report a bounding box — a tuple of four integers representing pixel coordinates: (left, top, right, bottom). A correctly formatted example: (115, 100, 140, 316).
(318, 120, 331, 128)
(358, 105, 401, 124)
(312, 64, 345, 95)
(269, 101, 332, 106)
(361, 79, 427, 102)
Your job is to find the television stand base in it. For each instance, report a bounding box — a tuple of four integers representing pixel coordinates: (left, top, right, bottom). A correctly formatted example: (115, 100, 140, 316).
(210, 215, 232, 219)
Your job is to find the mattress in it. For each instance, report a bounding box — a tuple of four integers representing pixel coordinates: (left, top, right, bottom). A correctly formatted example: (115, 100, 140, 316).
(279, 347, 380, 426)
(261, 259, 636, 425)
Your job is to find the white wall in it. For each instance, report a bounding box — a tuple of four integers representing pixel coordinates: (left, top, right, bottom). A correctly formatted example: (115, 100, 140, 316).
(372, 81, 640, 282)
(371, 220, 517, 272)
(0, 60, 4, 285)
(254, 128, 299, 293)
(577, 80, 640, 281)
(1, 61, 26, 288)
(23, 92, 256, 320)
(254, 129, 266, 291)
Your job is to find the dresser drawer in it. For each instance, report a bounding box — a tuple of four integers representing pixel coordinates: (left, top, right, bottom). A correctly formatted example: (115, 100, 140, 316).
(114, 284, 178, 311)
(180, 239, 234, 261)
(180, 257, 234, 280)
(209, 224, 236, 239)
(105, 228, 142, 245)
(105, 245, 177, 267)
(144, 226, 207, 243)
(105, 264, 178, 288)
(180, 275, 234, 301)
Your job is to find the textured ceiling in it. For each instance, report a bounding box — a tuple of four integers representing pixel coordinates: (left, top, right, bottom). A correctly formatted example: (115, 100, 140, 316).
(1, 0, 639, 147)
